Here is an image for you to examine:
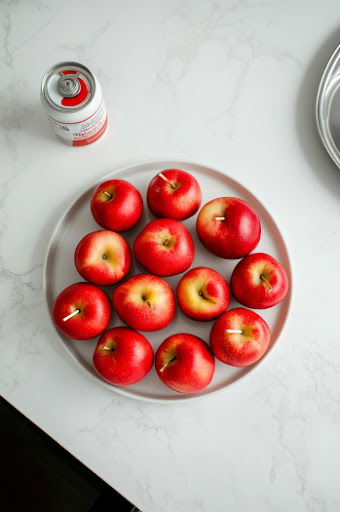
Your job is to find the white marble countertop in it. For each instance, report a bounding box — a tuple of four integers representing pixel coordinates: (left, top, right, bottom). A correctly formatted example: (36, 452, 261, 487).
(1, 1, 340, 511)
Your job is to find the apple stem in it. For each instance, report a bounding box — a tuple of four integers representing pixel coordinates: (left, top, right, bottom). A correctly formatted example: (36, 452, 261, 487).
(158, 172, 176, 190)
(260, 275, 272, 291)
(226, 329, 243, 334)
(198, 290, 209, 301)
(62, 309, 80, 322)
(215, 216, 225, 221)
(103, 191, 112, 199)
(142, 295, 152, 308)
(102, 346, 112, 351)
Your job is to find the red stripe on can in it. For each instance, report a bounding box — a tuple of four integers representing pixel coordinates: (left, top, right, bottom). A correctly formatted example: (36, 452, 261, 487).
(72, 116, 108, 146)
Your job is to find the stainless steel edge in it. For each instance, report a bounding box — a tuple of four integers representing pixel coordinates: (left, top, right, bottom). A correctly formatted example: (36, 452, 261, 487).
(315, 43, 340, 169)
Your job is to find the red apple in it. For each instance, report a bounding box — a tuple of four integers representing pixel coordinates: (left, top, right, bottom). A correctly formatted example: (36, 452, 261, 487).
(147, 169, 202, 220)
(210, 308, 270, 367)
(155, 333, 215, 393)
(113, 273, 175, 331)
(177, 266, 230, 321)
(74, 230, 131, 286)
(91, 179, 143, 232)
(52, 282, 111, 340)
(231, 252, 289, 309)
(196, 197, 261, 259)
(93, 327, 154, 386)
(133, 218, 194, 276)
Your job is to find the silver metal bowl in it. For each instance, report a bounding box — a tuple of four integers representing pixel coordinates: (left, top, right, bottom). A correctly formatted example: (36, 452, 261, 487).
(316, 43, 340, 168)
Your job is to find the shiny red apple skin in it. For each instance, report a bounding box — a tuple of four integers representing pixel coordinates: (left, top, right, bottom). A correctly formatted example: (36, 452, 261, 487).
(91, 179, 143, 232)
(93, 327, 154, 386)
(133, 218, 194, 277)
(231, 252, 289, 309)
(74, 230, 131, 286)
(177, 266, 230, 321)
(210, 307, 270, 367)
(147, 169, 202, 220)
(196, 197, 261, 259)
(155, 333, 215, 393)
(52, 283, 111, 340)
(113, 273, 176, 331)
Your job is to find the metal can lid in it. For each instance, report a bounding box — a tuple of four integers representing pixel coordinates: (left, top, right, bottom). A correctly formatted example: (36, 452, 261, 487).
(41, 61, 96, 113)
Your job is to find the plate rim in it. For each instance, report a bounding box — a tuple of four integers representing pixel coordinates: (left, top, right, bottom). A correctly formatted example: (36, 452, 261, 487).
(43, 158, 293, 404)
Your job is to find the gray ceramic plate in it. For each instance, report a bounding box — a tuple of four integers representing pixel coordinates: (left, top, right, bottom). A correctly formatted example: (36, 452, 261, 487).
(44, 159, 292, 402)
(316, 43, 340, 167)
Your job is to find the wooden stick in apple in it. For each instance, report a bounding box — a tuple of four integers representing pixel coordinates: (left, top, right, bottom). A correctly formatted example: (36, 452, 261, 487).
(62, 309, 80, 322)
(91, 179, 143, 232)
(158, 172, 176, 189)
(155, 333, 215, 393)
(210, 308, 271, 367)
(158, 356, 176, 373)
(196, 197, 261, 258)
(147, 169, 202, 220)
(53, 282, 111, 340)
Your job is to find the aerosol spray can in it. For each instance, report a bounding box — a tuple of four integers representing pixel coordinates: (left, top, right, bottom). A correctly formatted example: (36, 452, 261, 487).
(41, 61, 107, 146)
